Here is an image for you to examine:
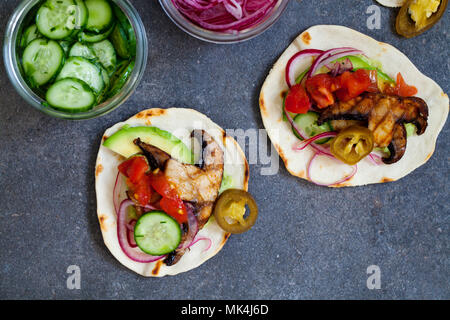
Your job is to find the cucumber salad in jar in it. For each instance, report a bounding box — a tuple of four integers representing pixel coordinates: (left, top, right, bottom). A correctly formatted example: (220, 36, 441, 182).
(19, 0, 136, 113)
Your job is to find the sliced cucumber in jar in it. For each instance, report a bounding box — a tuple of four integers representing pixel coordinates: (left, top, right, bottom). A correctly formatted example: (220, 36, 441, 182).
(293, 112, 333, 144)
(100, 66, 110, 88)
(69, 42, 96, 60)
(90, 40, 117, 74)
(56, 56, 105, 94)
(74, 0, 88, 30)
(110, 24, 130, 59)
(84, 0, 114, 34)
(96, 66, 110, 104)
(133, 211, 182, 256)
(112, 3, 136, 57)
(36, 0, 78, 40)
(58, 40, 73, 56)
(78, 23, 115, 43)
(46, 78, 95, 112)
(20, 24, 42, 49)
(107, 60, 134, 98)
(22, 39, 65, 87)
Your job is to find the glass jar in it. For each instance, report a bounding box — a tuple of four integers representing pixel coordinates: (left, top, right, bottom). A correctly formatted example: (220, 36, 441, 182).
(3, 0, 148, 120)
(159, 0, 290, 44)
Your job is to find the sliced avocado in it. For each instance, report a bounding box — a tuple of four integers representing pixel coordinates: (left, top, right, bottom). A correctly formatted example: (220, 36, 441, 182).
(219, 173, 234, 194)
(103, 126, 194, 164)
(405, 123, 417, 137)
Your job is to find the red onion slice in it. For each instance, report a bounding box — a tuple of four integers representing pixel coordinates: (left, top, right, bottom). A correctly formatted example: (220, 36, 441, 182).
(126, 220, 137, 248)
(113, 172, 124, 215)
(224, 0, 243, 20)
(125, 219, 137, 232)
(172, 0, 277, 33)
(285, 49, 323, 87)
(328, 58, 353, 77)
(292, 132, 337, 151)
(308, 47, 365, 79)
(367, 152, 383, 165)
(117, 199, 165, 263)
(178, 202, 199, 250)
(307, 152, 358, 186)
(127, 227, 138, 248)
(187, 236, 212, 252)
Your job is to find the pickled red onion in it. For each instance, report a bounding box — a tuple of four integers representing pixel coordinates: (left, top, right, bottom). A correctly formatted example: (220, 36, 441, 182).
(285, 49, 323, 87)
(307, 153, 358, 187)
(171, 0, 278, 32)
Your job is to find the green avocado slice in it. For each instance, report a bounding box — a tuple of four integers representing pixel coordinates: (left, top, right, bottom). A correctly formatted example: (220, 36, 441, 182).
(103, 125, 194, 164)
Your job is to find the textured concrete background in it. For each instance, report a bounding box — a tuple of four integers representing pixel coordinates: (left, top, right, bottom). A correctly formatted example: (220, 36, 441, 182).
(0, 0, 448, 299)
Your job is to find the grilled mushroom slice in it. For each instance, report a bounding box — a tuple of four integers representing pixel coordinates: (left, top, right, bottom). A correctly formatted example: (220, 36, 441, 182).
(318, 92, 428, 164)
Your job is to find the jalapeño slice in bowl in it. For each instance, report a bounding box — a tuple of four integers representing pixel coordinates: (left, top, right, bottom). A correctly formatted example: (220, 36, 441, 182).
(214, 189, 258, 234)
(133, 211, 181, 256)
(396, 0, 447, 38)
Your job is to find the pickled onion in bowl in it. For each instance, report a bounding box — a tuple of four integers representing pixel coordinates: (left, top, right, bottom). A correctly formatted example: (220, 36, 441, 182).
(171, 0, 279, 33)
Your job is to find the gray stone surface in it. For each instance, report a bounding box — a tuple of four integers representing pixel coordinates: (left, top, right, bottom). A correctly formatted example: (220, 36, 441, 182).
(0, 0, 448, 299)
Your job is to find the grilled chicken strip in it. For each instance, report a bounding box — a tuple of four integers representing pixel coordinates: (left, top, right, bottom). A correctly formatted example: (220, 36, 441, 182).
(317, 92, 428, 164)
(134, 130, 224, 265)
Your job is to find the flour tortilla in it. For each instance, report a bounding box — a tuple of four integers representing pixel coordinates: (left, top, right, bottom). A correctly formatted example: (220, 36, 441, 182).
(95, 108, 249, 276)
(259, 25, 448, 187)
(375, 0, 406, 7)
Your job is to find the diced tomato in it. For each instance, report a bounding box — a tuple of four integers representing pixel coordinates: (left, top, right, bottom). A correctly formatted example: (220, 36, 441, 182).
(305, 74, 341, 109)
(148, 170, 176, 199)
(366, 70, 379, 93)
(126, 175, 153, 207)
(284, 83, 311, 114)
(160, 197, 187, 224)
(335, 69, 372, 102)
(148, 170, 187, 223)
(385, 73, 418, 97)
(118, 156, 149, 184)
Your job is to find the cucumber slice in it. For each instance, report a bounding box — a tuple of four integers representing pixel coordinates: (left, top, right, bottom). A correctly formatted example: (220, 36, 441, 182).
(90, 40, 117, 74)
(20, 24, 42, 49)
(112, 3, 136, 57)
(74, 0, 88, 30)
(69, 42, 96, 60)
(58, 40, 73, 56)
(293, 112, 333, 144)
(56, 56, 105, 94)
(84, 0, 113, 34)
(107, 60, 134, 98)
(134, 211, 182, 256)
(22, 38, 64, 87)
(36, 0, 77, 40)
(110, 24, 130, 59)
(46, 78, 95, 112)
(96, 66, 110, 104)
(100, 66, 110, 87)
(78, 23, 115, 43)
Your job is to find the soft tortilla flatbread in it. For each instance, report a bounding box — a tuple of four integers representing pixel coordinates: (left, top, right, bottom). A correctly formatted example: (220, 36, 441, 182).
(95, 108, 249, 276)
(259, 25, 448, 187)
